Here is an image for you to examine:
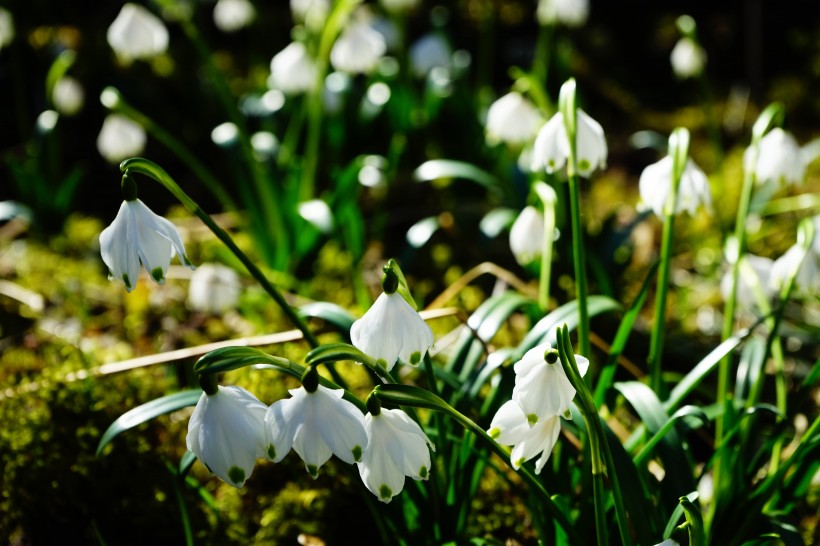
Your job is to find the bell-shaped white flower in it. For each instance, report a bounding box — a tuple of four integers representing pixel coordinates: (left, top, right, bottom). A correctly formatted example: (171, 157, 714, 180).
(670, 37, 706, 79)
(536, 0, 589, 28)
(531, 109, 607, 177)
(213, 0, 256, 33)
(638, 155, 712, 217)
(266, 384, 368, 478)
(0, 7, 14, 50)
(52, 76, 85, 116)
(298, 199, 334, 234)
(358, 408, 434, 503)
(409, 33, 451, 79)
(330, 19, 386, 75)
(509, 206, 545, 266)
(769, 243, 820, 296)
(188, 263, 241, 313)
(720, 254, 774, 310)
(269, 42, 318, 95)
(488, 400, 562, 474)
(186, 385, 269, 487)
(485, 92, 543, 146)
(97, 114, 147, 164)
(107, 3, 169, 63)
(512, 343, 588, 424)
(99, 198, 194, 292)
(749, 128, 806, 188)
(350, 290, 434, 371)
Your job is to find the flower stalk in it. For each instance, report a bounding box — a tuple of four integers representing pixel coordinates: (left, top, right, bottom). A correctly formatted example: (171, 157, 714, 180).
(535, 182, 557, 312)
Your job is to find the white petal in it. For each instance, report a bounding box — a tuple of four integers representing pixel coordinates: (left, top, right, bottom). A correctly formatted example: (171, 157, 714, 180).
(575, 109, 607, 177)
(488, 400, 531, 445)
(265, 389, 304, 462)
(311, 385, 368, 464)
(532, 113, 566, 173)
(509, 206, 545, 266)
(513, 350, 576, 421)
(358, 414, 408, 502)
(99, 201, 141, 291)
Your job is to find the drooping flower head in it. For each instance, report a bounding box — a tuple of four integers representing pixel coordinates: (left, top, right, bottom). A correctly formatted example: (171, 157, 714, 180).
(749, 128, 806, 189)
(97, 113, 147, 164)
(330, 17, 386, 75)
(485, 92, 543, 146)
(509, 206, 545, 266)
(52, 76, 85, 116)
(0, 7, 13, 51)
(350, 262, 434, 371)
(213, 0, 256, 33)
(531, 109, 607, 177)
(488, 400, 562, 474)
(188, 263, 241, 314)
(107, 3, 169, 63)
(269, 42, 318, 95)
(186, 385, 269, 487)
(638, 155, 712, 217)
(409, 33, 451, 79)
(670, 37, 706, 79)
(536, 0, 589, 28)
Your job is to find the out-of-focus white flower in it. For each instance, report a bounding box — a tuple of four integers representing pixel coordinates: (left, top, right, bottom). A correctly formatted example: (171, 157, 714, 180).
(291, 0, 329, 25)
(187, 263, 241, 313)
(653, 540, 680, 546)
(99, 198, 194, 292)
(107, 3, 169, 62)
(485, 92, 543, 146)
(670, 37, 706, 79)
(358, 408, 434, 503)
(379, 0, 420, 15)
(512, 343, 588, 424)
(97, 114, 147, 163)
(52, 76, 85, 116)
(489, 400, 562, 473)
(330, 19, 386, 75)
(536, 0, 589, 28)
(266, 384, 368, 478)
(638, 155, 712, 217)
(748, 128, 806, 188)
(532, 109, 607, 177)
(720, 254, 774, 309)
(186, 385, 268, 487)
(298, 199, 334, 234)
(350, 290, 434, 371)
(509, 206, 544, 266)
(213, 0, 256, 33)
(409, 33, 451, 78)
(0, 7, 15, 50)
(269, 42, 318, 95)
(770, 243, 820, 296)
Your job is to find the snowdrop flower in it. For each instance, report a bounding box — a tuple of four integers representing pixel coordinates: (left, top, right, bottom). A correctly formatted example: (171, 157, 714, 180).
(213, 0, 256, 33)
(0, 7, 14, 50)
(512, 344, 588, 424)
(330, 19, 386, 75)
(358, 407, 434, 503)
(298, 199, 334, 234)
(266, 383, 368, 478)
(485, 92, 543, 146)
(720, 254, 774, 309)
(654, 540, 680, 546)
(531, 109, 607, 177)
(409, 34, 451, 79)
(488, 400, 562, 473)
(188, 263, 241, 313)
(186, 385, 268, 487)
(350, 267, 434, 371)
(509, 206, 545, 266)
(769, 243, 820, 296)
(670, 37, 706, 79)
(269, 42, 318, 95)
(99, 195, 194, 292)
(749, 128, 806, 188)
(638, 155, 712, 217)
(52, 76, 85, 116)
(107, 3, 169, 62)
(536, 0, 589, 28)
(97, 114, 147, 163)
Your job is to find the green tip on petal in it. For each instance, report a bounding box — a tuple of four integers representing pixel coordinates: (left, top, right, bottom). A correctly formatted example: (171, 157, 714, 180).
(563, 409, 572, 420)
(307, 464, 319, 478)
(419, 466, 428, 479)
(378, 484, 393, 500)
(578, 159, 590, 172)
(122, 274, 131, 289)
(548, 159, 556, 169)
(409, 351, 422, 365)
(527, 413, 539, 426)
(488, 427, 501, 439)
(267, 444, 276, 460)
(352, 445, 363, 462)
(513, 457, 525, 469)
(228, 466, 245, 485)
(150, 267, 164, 283)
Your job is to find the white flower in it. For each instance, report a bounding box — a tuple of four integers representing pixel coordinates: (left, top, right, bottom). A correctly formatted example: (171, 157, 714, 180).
(188, 263, 241, 313)
(298, 199, 334, 234)
(330, 20, 386, 75)
(0, 7, 15, 50)
(99, 199, 194, 292)
(97, 114, 147, 163)
(638, 155, 712, 217)
(512, 343, 588, 423)
(350, 291, 434, 371)
(488, 400, 562, 474)
(509, 206, 545, 266)
(720, 254, 774, 309)
(748, 128, 806, 188)
(536, 0, 589, 27)
(357, 408, 434, 503)
(670, 37, 706, 79)
(409, 34, 451, 79)
(186, 385, 268, 487)
(213, 0, 256, 33)
(654, 540, 680, 546)
(769, 244, 820, 296)
(266, 385, 368, 477)
(107, 3, 169, 62)
(485, 92, 543, 146)
(52, 76, 85, 116)
(531, 109, 607, 177)
(269, 42, 318, 95)
(290, 0, 329, 25)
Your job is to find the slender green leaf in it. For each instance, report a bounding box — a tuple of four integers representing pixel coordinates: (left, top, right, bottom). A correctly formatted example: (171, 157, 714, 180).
(413, 159, 499, 191)
(662, 491, 698, 540)
(194, 346, 292, 375)
(299, 301, 356, 335)
(634, 405, 709, 465)
(735, 336, 766, 404)
(680, 496, 705, 546)
(179, 450, 197, 476)
(305, 342, 375, 367)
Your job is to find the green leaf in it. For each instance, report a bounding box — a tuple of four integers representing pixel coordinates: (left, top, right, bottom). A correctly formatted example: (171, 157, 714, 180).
(662, 491, 698, 541)
(179, 450, 198, 476)
(413, 159, 499, 191)
(194, 346, 292, 376)
(305, 342, 376, 367)
(299, 302, 356, 335)
(97, 390, 202, 456)
(634, 405, 709, 466)
(735, 336, 766, 404)
(679, 495, 705, 546)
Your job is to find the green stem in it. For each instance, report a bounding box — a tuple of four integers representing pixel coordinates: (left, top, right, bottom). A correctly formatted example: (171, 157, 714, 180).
(531, 23, 554, 109)
(120, 158, 319, 348)
(536, 182, 557, 312)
